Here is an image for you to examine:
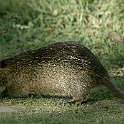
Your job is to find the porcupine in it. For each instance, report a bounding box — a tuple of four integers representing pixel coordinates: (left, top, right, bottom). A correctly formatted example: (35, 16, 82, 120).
(0, 41, 124, 103)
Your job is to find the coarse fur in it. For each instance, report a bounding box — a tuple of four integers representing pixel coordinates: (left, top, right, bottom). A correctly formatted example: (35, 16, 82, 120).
(0, 41, 124, 103)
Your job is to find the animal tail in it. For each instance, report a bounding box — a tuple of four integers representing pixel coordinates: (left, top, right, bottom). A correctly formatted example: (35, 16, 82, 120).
(105, 81, 124, 100)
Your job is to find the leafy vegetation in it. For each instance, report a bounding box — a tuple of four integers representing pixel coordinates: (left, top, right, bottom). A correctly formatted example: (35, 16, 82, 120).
(0, 0, 124, 124)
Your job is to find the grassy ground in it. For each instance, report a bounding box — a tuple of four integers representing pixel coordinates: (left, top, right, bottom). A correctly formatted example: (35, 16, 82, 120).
(0, 98, 124, 124)
(0, 0, 124, 124)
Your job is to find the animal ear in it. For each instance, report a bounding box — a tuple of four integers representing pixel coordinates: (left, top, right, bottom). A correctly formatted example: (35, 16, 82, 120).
(1, 60, 7, 68)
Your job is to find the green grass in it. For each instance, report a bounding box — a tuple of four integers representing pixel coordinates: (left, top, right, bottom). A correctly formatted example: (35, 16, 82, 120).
(0, 0, 124, 123)
(0, 98, 124, 124)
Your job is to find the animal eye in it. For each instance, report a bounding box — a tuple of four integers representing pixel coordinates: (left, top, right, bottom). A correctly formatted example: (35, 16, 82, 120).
(1, 60, 7, 68)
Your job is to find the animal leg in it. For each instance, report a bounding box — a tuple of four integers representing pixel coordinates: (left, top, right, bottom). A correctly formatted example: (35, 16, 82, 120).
(67, 92, 90, 104)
